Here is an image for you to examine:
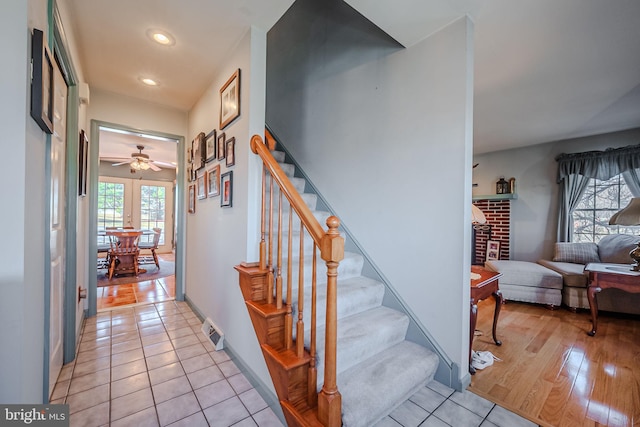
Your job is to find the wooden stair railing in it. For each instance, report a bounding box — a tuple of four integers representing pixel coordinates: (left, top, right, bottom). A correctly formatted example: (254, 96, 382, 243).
(235, 131, 344, 427)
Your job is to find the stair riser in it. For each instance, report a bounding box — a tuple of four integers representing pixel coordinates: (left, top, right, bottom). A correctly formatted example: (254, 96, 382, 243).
(290, 281, 385, 336)
(275, 253, 364, 291)
(268, 212, 332, 233)
(265, 175, 306, 193)
(268, 233, 317, 258)
(265, 191, 318, 211)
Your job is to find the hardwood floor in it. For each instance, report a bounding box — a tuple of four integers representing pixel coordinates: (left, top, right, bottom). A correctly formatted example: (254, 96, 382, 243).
(97, 253, 175, 311)
(468, 299, 640, 427)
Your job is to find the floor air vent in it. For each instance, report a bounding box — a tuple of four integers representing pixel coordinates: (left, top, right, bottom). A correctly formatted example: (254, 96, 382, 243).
(201, 317, 224, 351)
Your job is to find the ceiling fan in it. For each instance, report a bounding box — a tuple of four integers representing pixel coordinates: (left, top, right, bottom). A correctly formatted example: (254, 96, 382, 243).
(110, 145, 172, 172)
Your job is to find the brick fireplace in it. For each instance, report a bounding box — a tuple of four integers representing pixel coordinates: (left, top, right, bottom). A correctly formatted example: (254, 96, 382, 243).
(472, 199, 511, 264)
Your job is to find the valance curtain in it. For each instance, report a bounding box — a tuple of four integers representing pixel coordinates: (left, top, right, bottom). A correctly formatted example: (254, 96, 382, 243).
(556, 144, 640, 242)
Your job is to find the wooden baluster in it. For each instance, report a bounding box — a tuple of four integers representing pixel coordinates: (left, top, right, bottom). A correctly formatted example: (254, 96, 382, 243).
(308, 244, 318, 406)
(296, 220, 305, 358)
(285, 204, 293, 350)
(267, 173, 274, 304)
(275, 191, 283, 310)
(259, 165, 267, 270)
(318, 216, 344, 427)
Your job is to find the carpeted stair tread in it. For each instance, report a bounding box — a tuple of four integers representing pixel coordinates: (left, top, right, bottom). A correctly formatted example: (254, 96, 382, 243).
(280, 251, 365, 288)
(314, 306, 410, 386)
(290, 276, 385, 332)
(338, 341, 439, 427)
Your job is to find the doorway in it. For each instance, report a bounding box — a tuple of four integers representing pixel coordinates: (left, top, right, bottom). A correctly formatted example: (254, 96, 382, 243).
(97, 177, 175, 253)
(96, 177, 176, 309)
(88, 121, 186, 315)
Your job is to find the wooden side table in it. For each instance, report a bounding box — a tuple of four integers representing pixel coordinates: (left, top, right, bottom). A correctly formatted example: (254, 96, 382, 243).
(470, 266, 504, 374)
(584, 263, 640, 336)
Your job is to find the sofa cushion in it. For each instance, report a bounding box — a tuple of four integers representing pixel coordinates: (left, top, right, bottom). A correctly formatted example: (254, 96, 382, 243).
(552, 242, 600, 264)
(537, 259, 588, 288)
(597, 234, 639, 264)
(484, 260, 563, 290)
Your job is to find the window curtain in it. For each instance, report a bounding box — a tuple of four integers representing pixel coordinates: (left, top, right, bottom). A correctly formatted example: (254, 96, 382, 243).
(556, 144, 640, 242)
(622, 169, 640, 197)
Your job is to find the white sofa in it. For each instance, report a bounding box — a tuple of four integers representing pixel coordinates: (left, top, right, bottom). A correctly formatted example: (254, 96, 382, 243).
(484, 260, 563, 307)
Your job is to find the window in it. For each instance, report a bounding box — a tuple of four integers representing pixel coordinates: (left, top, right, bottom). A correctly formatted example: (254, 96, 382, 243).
(572, 174, 636, 242)
(97, 181, 125, 245)
(140, 185, 166, 245)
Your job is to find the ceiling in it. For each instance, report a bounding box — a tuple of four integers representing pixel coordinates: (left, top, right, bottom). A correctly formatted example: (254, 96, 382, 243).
(65, 0, 640, 159)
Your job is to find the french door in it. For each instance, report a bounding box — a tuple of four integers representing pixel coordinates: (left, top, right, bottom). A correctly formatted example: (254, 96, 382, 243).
(97, 177, 174, 252)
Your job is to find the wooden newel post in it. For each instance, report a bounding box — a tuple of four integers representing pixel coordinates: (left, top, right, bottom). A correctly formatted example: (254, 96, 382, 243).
(318, 216, 344, 427)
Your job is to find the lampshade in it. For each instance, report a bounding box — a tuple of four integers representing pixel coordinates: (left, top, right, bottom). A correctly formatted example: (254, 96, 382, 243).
(609, 198, 640, 225)
(472, 204, 486, 224)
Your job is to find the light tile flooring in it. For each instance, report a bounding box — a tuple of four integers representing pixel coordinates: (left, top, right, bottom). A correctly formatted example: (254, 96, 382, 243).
(51, 300, 537, 427)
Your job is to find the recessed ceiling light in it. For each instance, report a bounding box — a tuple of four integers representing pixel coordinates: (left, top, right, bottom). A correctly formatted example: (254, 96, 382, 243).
(146, 29, 175, 46)
(140, 77, 158, 86)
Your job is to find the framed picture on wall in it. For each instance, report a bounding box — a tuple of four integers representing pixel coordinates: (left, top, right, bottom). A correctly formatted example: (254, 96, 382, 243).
(188, 185, 196, 214)
(197, 173, 206, 199)
(78, 130, 89, 196)
(194, 132, 206, 170)
(221, 171, 233, 207)
(187, 164, 193, 182)
(30, 29, 54, 134)
(225, 137, 235, 167)
(205, 129, 217, 162)
(207, 165, 220, 197)
(219, 69, 241, 129)
(217, 132, 226, 160)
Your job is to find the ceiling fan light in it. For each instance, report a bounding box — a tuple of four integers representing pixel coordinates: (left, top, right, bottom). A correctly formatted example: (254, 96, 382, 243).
(130, 159, 150, 170)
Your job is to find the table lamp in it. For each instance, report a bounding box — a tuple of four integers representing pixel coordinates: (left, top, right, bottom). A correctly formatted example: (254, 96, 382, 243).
(608, 197, 640, 270)
(472, 204, 487, 224)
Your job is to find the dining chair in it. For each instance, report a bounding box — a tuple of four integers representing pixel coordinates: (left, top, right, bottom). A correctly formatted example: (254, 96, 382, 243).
(97, 227, 118, 268)
(107, 231, 142, 279)
(138, 228, 162, 269)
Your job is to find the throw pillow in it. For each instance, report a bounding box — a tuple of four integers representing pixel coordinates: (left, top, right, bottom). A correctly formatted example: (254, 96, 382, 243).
(553, 242, 600, 264)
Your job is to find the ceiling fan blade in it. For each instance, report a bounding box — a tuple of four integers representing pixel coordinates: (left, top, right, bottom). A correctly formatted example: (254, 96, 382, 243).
(148, 162, 161, 171)
(152, 160, 176, 168)
(111, 161, 130, 166)
(101, 157, 130, 162)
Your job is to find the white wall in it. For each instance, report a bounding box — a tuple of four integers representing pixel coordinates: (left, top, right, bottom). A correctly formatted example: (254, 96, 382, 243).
(0, 0, 48, 403)
(267, 0, 474, 381)
(88, 89, 188, 136)
(473, 127, 640, 261)
(185, 27, 271, 391)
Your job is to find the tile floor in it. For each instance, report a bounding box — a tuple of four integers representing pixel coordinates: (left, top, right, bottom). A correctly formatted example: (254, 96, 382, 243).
(51, 300, 537, 427)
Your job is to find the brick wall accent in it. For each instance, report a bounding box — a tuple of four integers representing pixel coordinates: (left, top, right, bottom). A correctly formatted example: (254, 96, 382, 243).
(472, 199, 511, 263)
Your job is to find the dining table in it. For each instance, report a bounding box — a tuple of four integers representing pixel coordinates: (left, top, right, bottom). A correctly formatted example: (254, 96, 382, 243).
(103, 229, 150, 278)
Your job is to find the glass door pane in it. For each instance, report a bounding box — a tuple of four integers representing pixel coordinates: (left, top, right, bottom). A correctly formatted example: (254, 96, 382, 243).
(133, 180, 174, 252)
(97, 178, 131, 246)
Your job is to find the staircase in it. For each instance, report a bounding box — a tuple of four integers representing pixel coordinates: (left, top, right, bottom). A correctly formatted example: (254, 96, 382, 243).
(236, 133, 439, 427)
